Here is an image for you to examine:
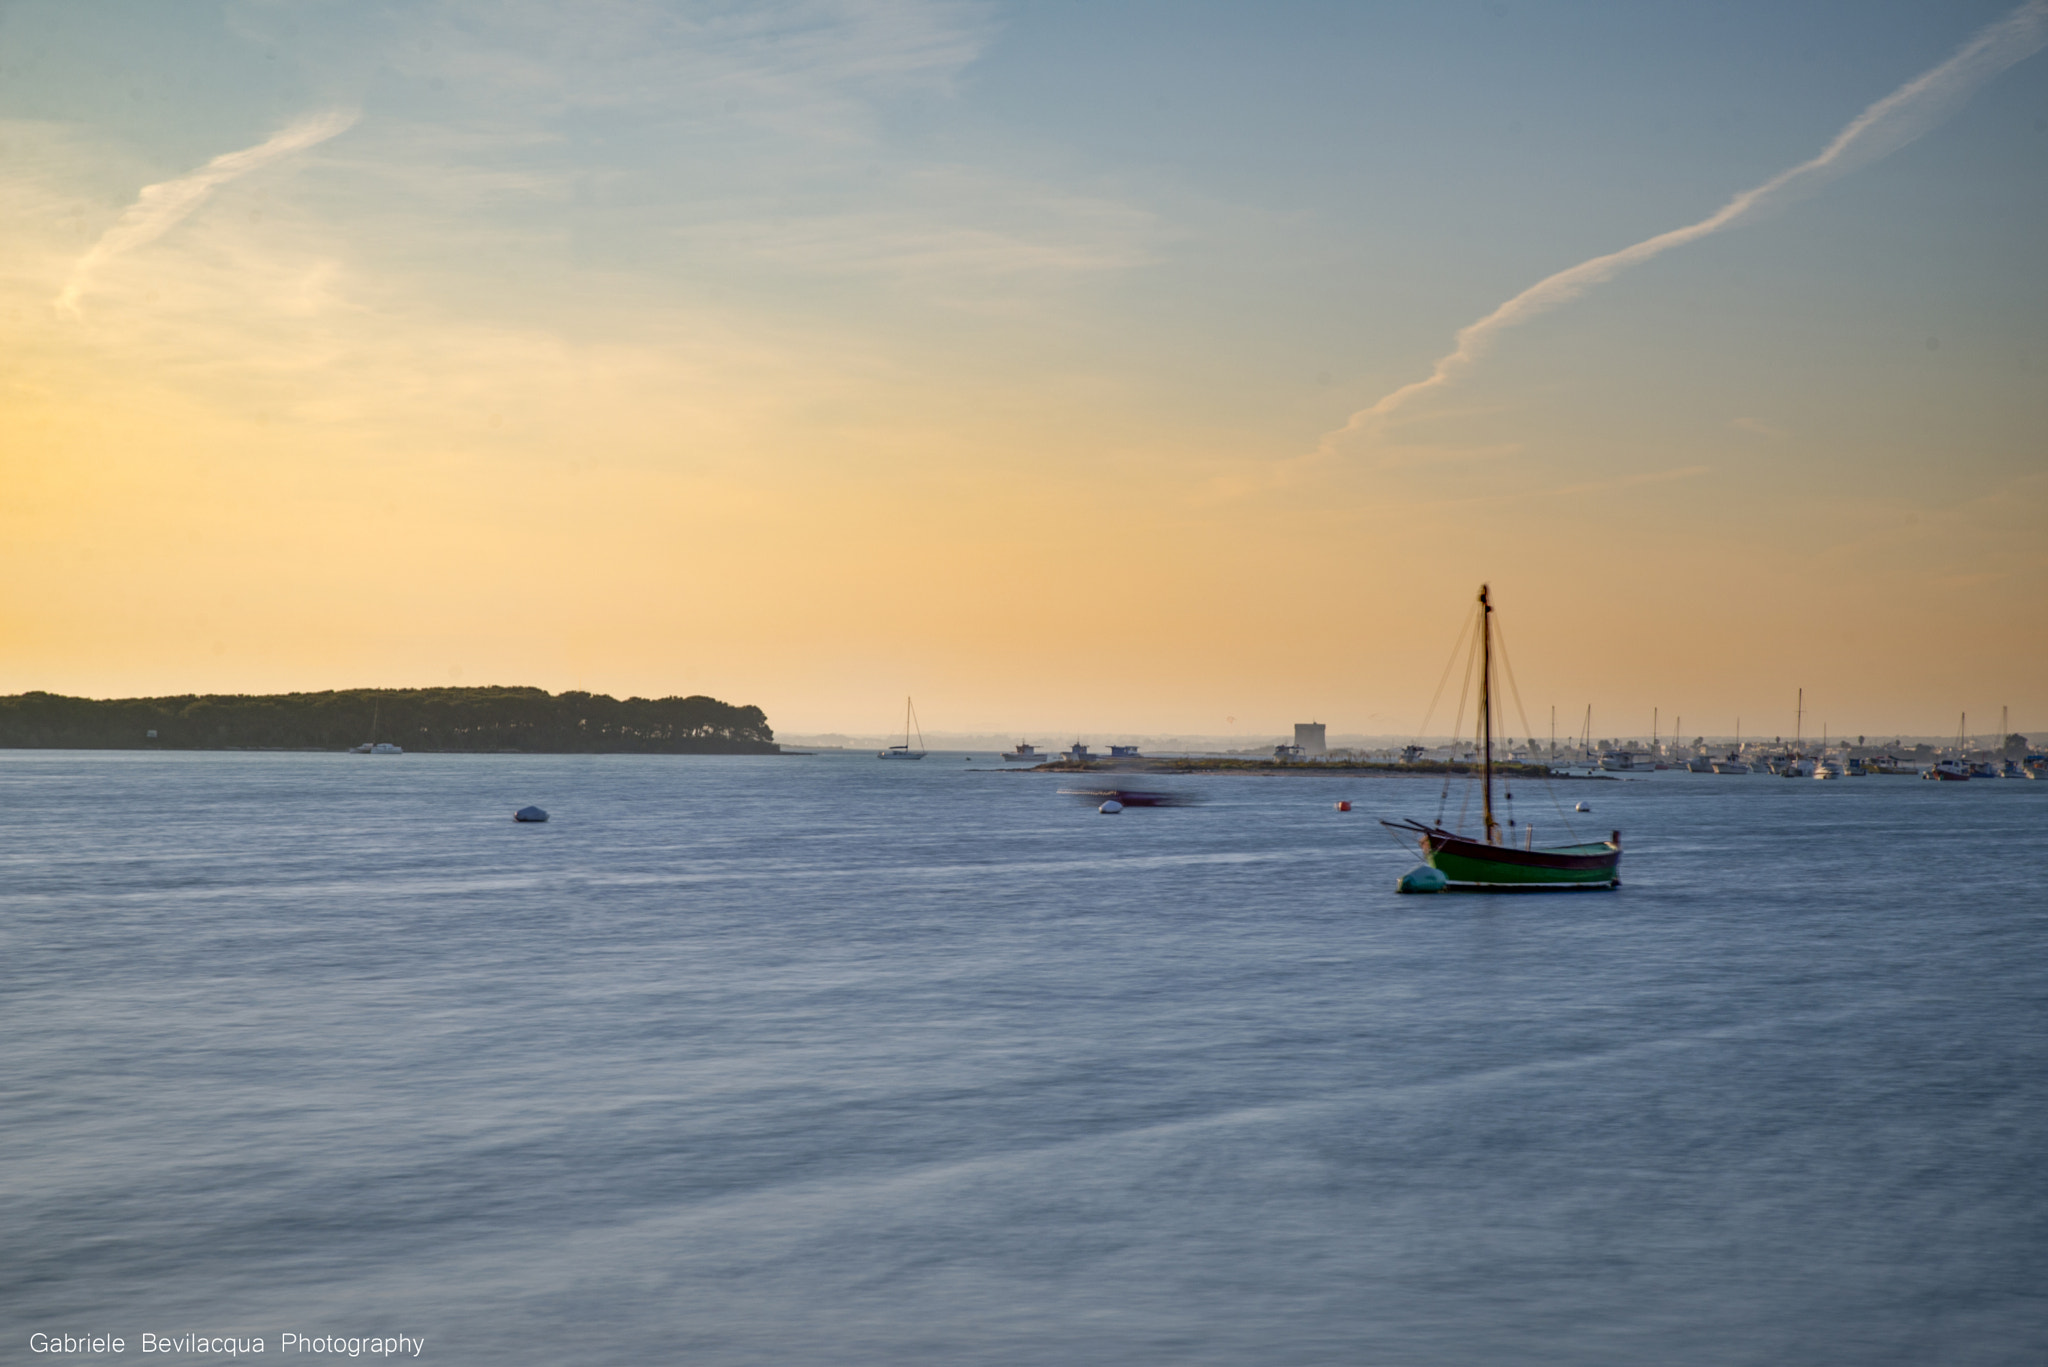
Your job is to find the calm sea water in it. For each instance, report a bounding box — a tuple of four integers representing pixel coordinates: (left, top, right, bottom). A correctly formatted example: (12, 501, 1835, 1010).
(4, 752, 2044, 1365)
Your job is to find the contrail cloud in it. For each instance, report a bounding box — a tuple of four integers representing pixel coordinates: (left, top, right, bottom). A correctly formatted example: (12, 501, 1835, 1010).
(56, 108, 358, 315)
(1325, 1, 2048, 448)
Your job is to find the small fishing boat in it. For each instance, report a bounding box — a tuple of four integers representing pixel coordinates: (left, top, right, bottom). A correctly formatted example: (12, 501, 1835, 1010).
(877, 697, 927, 760)
(1002, 742, 1044, 762)
(1384, 586, 1621, 891)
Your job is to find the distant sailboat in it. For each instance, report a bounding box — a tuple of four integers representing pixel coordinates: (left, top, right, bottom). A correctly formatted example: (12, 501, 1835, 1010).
(877, 697, 927, 760)
(349, 703, 403, 755)
(1385, 586, 1621, 891)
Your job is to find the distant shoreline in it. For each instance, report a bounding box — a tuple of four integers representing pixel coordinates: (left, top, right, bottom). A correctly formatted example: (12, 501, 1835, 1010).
(0, 687, 780, 755)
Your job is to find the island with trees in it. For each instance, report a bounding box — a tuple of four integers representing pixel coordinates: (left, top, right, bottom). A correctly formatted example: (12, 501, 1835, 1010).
(0, 687, 779, 754)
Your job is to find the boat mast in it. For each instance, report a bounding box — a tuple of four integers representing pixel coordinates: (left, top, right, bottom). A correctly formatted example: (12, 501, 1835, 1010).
(1479, 585, 1498, 844)
(1794, 688, 1803, 755)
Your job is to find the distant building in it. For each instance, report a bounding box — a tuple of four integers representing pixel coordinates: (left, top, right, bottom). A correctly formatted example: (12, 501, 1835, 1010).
(1274, 744, 1304, 759)
(1108, 744, 1140, 757)
(1293, 722, 1326, 757)
(1067, 743, 1092, 763)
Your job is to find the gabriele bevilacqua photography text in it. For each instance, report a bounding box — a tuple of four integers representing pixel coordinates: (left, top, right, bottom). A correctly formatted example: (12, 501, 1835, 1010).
(26, 1331, 425, 1357)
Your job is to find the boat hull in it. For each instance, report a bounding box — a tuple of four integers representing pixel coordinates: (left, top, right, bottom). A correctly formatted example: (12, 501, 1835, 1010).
(1421, 830, 1621, 889)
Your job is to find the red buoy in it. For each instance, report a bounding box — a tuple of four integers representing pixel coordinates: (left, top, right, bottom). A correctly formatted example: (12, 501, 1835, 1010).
(1335, 800, 1351, 812)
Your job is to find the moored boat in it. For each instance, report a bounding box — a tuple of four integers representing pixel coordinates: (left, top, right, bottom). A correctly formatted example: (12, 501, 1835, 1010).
(877, 697, 927, 760)
(1384, 586, 1621, 891)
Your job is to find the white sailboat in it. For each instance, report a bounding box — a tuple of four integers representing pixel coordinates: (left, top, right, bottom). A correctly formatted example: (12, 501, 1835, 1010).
(877, 697, 927, 760)
(349, 703, 403, 754)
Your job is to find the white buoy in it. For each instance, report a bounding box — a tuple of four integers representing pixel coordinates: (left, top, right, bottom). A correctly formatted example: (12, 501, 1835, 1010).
(514, 805, 549, 823)
(1574, 801, 1590, 812)
(1098, 799, 1124, 815)
(1397, 865, 1448, 894)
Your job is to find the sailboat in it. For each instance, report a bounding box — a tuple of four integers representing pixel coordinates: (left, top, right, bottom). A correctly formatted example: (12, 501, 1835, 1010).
(1384, 586, 1622, 891)
(349, 703, 403, 755)
(877, 697, 928, 760)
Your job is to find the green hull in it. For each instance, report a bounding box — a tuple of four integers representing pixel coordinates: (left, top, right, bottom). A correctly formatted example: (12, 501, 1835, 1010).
(1424, 833, 1621, 889)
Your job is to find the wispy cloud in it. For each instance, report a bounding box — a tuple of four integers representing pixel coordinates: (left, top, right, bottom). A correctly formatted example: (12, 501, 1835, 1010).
(55, 108, 358, 315)
(1321, 0, 2048, 452)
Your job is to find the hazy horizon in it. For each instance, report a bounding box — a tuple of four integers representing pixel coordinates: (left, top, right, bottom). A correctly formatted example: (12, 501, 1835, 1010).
(5, 1, 2044, 736)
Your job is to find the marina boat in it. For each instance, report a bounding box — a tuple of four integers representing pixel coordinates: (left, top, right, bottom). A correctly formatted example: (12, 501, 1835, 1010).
(1384, 586, 1621, 891)
(1813, 756, 1845, 780)
(877, 697, 927, 760)
(1685, 757, 1715, 773)
(1709, 758, 1751, 774)
(1922, 714, 1970, 781)
(1002, 742, 1045, 762)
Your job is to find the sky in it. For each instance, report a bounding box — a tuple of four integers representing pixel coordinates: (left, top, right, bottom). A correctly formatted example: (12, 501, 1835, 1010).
(2, 0, 2044, 741)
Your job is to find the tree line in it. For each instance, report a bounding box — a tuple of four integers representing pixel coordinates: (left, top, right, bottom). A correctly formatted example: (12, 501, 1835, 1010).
(0, 687, 779, 753)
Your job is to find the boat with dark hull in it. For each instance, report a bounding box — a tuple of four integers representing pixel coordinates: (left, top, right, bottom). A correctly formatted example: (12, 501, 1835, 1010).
(1385, 819, 1621, 889)
(1385, 585, 1622, 891)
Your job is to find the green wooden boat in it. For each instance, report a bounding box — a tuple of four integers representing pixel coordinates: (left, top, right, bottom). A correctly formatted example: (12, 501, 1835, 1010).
(1385, 586, 1622, 891)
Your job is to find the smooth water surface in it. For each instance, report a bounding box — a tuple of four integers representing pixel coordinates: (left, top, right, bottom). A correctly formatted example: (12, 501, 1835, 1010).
(4, 753, 2045, 1364)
